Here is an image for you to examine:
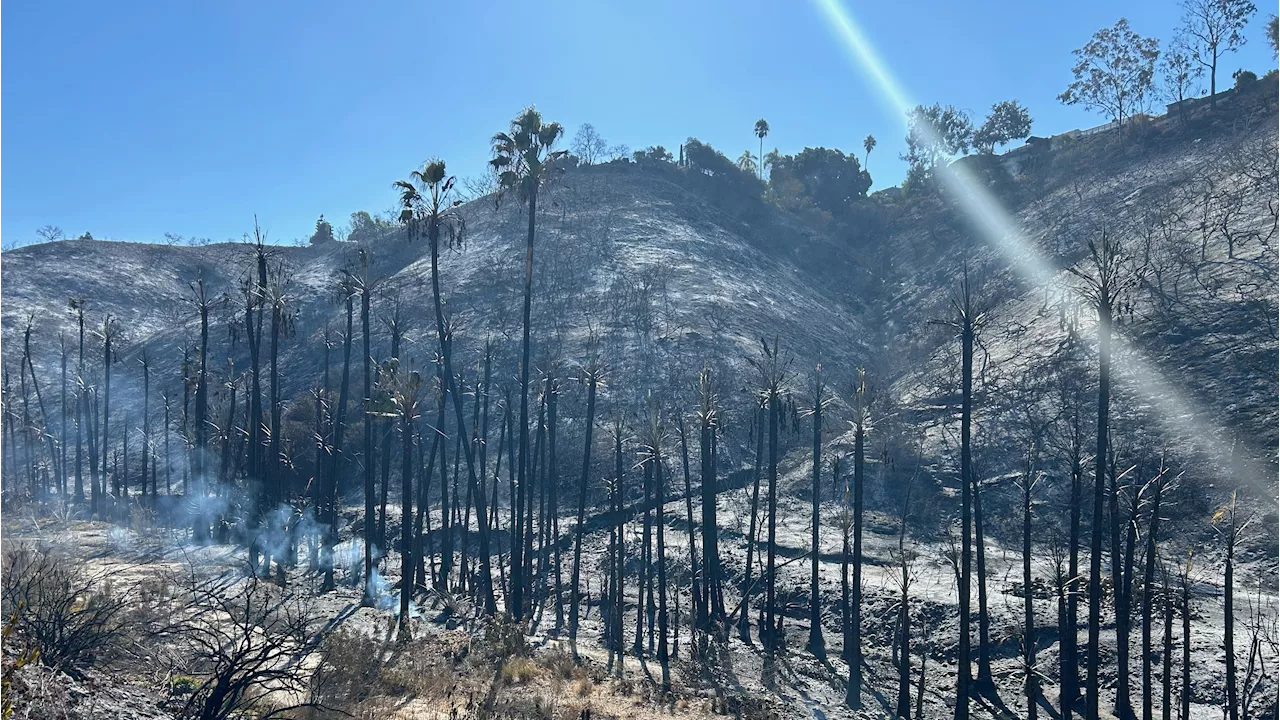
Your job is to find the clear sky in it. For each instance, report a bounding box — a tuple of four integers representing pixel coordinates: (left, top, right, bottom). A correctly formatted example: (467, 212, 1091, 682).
(3, 0, 1275, 247)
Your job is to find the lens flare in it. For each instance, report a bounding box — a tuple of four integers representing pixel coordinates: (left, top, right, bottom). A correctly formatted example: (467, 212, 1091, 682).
(810, 0, 1272, 492)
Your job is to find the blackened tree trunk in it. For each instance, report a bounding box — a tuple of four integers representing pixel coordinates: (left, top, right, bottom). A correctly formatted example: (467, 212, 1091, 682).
(1076, 232, 1122, 720)
(1180, 564, 1191, 720)
(1063, 417, 1084, 720)
(956, 286, 975, 720)
(1161, 569, 1173, 720)
(739, 404, 764, 643)
(1023, 471, 1037, 720)
(511, 185, 538, 623)
(676, 414, 701, 644)
(140, 354, 150, 498)
(974, 475, 994, 691)
(765, 389, 779, 655)
(1141, 470, 1165, 720)
(74, 306, 86, 502)
(808, 370, 824, 657)
(698, 368, 723, 624)
(612, 419, 626, 677)
(636, 418, 652, 657)
(59, 335, 68, 496)
(100, 317, 114, 499)
(653, 429, 670, 689)
(1086, 299, 1111, 720)
(192, 281, 210, 542)
(323, 290, 355, 592)
(548, 379, 563, 633)
(1113, 459, 1136, 720)
(1223, 496, 1240, 720)
(361, 255, 376, 604)
(849, 410, 866, 708)
(569, 368, 597, 646)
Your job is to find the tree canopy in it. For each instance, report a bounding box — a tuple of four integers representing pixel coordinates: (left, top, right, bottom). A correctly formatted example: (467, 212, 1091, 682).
(768, 147, 871, 219)
(903, 103, 973, 187)
(1180, 0, 1256, 99)
(1269, 14, 1278, 56)
(310, 215, 336, 245)
(973, 100, 1033, 153)
(1059, 18, 1160, 129)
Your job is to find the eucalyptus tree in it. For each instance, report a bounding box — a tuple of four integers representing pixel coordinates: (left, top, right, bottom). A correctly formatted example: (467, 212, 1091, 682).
(396, 158, 497, 614)
(490, 108, 566, 620)
(1180, 0, 1257, 105)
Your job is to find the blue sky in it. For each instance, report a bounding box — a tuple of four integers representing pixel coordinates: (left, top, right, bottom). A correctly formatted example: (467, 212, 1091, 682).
(3, 0, 1274, 246)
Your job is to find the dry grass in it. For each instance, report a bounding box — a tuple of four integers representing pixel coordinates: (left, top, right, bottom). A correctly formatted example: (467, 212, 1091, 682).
(501, 656, 544, 685)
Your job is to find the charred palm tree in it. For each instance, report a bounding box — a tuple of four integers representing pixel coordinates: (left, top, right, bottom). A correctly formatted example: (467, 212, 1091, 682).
(323, 272, 359, 592)
(490, 108, 566, 620)
(569, 346, 604, 648)
(847, 368, 872, 708)
(187, 277, 214, 540)
(396, 160, 496, 615)
(370, 360, 424, 641)
(805, 366, 829, 658)
(643, 394, 671, 688)
(748, 337, 790, 659)
(697, 368, 725, 626)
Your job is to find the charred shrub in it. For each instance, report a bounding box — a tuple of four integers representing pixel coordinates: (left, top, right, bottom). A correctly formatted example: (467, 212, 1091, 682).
(0, 544, 130, 680)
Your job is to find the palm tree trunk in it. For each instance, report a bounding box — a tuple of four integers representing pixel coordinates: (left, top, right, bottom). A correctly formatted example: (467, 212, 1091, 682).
(398, 408, 415, 641)
(323, 295, 354, 592)
(512, 186, 539, 621)
(849, 422, 866, 708)
(656, 455, 670, 688)
(808, 394, 824, 657)
(677, 416, 701, 648)
(739, 406, 764, 643)
(362, 281, 376, 602)
(569, 375, 597, 644)
(765, 392, 779, 655)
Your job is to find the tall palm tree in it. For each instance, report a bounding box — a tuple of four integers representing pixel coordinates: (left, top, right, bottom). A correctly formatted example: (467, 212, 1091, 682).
(863, 134, 877, 169)
(490, 107, 565, 619)
(396, 159, 497, 615)
(754, 119, 770, 180)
